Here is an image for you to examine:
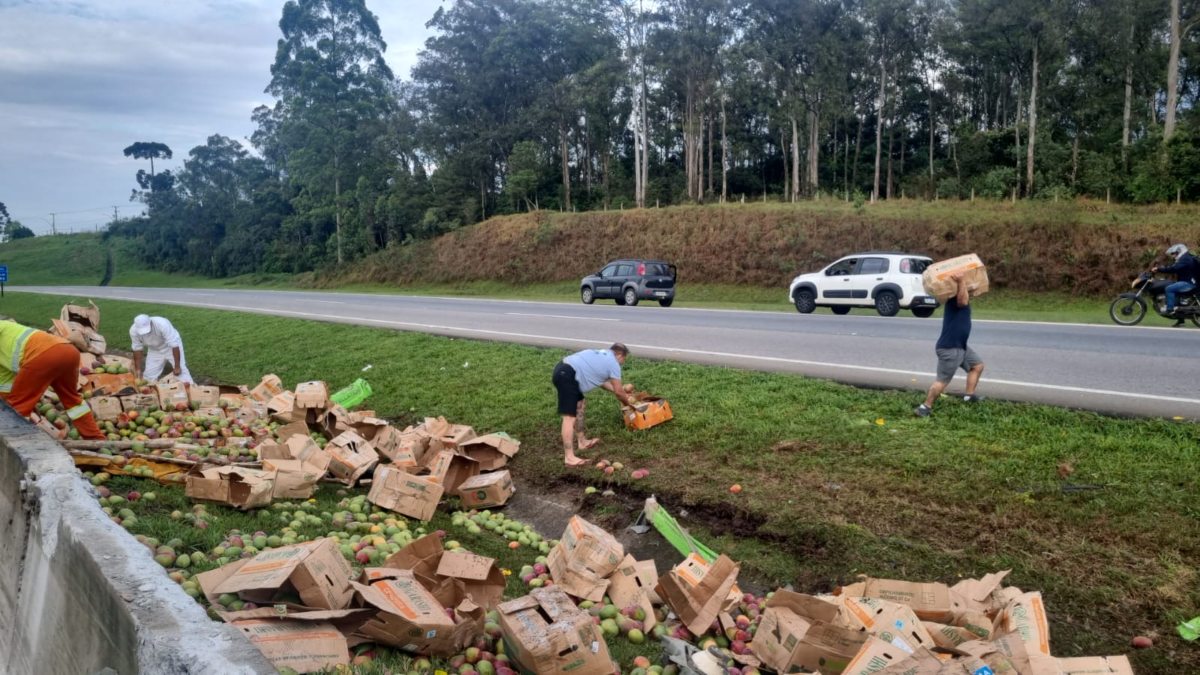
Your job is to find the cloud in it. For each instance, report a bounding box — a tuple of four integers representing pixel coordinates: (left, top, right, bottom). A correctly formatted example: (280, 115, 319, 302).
(0, 0, 443, 233)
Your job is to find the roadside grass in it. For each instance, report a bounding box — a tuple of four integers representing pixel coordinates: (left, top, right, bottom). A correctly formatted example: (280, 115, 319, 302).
(4, 292, 1197, 673)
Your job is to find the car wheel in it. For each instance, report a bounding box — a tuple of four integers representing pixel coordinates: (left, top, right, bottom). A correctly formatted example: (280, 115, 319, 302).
(793, 289, 816, 314)
(911, 306, 935, 318)
(830, 306, 851, 315)
(623, 288, 639, 306)
(875, 291, 900, 317)
(581, 287, 595, 305)
(658, 298, 674, 307)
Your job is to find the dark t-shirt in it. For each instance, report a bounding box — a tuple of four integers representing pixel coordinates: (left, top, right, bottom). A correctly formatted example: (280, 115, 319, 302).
(936, 297, 971, 350)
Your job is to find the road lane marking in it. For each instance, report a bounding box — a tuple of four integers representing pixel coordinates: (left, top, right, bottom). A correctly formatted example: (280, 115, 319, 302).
(37, 290, 1200, 408)
(505, 312, 619, 322)
(310, 300, 348, 305)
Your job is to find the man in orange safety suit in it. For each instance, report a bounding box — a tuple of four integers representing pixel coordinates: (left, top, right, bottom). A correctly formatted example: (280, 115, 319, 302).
(0, 319, 104, 440)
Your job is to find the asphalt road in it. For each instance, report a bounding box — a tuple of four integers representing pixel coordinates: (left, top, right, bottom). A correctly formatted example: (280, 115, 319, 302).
(15, 286, 1200, 420)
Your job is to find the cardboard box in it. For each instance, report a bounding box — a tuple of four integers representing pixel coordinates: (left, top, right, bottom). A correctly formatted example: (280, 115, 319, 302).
(185, 465, 275, 510)
(837, 595, 938, 653)
(372, 426, 423, 468)
(367, 464, 443, 521)
(233, 618, 351, 674)
(195, 406, 226, 419)
(922, 253, 990, 302)
(325, 431, 380, 485)
(1052, 656, 1135, 675)
(119, 393, 160, 412)
(157, 381, 191, 410)
(424, 450, 480, 493)
(84, 372, 138, 395)
(458, 433, 520, 471)
(498, 586, 613, 675)
(606, 555, 659, 630)
(752, 591, 870, 675)
(234, 400, 268, 424)
(351, 569, 478, 656)
(87, 396, 123, 421)
(380, 534, 506, 610)
(546, 516, 626, 602)
(266, 390, 298, 423)
(294, 381, 330, 410)
(839, 578, 955, 623)
(456, 470, 515, 509)
(656, 553, 740, 637)
(196, 539, 354, 612)
(994, 591, 1051, 658)
(950, 633, 1033, 674)
(249, 374, 285, 402)
(188, 384, 220, 407)
(842, 636, 918, 675)
(420, 417, 476, 453)
(263, 458, 326, 499)
(60, 300, 100, 331)
(858, 647, 944, 674)
(622, 397, 673, 431)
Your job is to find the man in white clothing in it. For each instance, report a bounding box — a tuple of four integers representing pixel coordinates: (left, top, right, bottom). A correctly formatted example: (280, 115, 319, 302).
(129, 314, 193, 384)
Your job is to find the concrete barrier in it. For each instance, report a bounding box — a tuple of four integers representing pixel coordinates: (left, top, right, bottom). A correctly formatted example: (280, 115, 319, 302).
(0, 405, 274, 675)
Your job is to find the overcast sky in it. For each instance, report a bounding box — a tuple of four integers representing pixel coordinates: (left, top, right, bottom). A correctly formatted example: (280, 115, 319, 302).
(0, 0, 444, 234)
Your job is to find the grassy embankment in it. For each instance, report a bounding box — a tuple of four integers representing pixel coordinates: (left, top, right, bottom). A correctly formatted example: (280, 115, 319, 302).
(6, 199, 1198, 325)
(2, 291, 1196, 673)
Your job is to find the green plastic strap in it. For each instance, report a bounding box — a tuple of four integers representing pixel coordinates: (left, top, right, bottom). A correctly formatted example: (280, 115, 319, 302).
(330, 378, 373, 408)
(1179, 616, 1200, 641)
(647, 499, 718, 563)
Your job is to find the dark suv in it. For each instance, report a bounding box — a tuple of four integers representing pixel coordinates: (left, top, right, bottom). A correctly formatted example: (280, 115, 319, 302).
(581, 259, 677, 307)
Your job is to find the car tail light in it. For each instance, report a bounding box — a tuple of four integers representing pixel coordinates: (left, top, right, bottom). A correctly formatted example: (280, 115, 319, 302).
(637, 263, 646, 276)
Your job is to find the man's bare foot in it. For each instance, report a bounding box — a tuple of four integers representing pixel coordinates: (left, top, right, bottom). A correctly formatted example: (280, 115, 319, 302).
(564, 455, 589, 467)
(578, 438, 600, 451)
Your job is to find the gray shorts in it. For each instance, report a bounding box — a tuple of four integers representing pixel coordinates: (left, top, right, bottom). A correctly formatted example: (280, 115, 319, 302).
(935, 347, 983, 383)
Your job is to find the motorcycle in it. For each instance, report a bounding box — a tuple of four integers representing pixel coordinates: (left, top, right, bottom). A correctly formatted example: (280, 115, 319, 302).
(1108, 270, 1200, 326)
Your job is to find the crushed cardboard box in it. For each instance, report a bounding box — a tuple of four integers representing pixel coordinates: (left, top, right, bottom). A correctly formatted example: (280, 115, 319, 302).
(380, 533, 506, 610)
(233, 617, 352, 674)
(196, 538, 355, 612)
(325, 431, 379, 485)
(185, 465, 275, 510)
(351, 568, 482, 656)
(458, 433, 520, 470)
(751, 590, 869, 675)
(498, 586, 614, 675)
(367, 464, 444, 521)
(606, 555, 659, 630)
(837, 595, 938, 654)
(374, 427, 427, 467)
(248, 374, 285, 402)
(423, 449, 480, 493)
(656, 553, 740, 637)
(456, 470, 515, 509)
(839, 577, 956, 623)
(546, 515, 625, 602)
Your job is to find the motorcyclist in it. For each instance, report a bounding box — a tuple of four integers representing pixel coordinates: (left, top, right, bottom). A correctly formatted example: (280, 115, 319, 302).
(1152, 243, 1200, 326)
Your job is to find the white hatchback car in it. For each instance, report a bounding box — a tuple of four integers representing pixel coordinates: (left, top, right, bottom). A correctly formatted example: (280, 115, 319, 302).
(788, 252, 940, 317)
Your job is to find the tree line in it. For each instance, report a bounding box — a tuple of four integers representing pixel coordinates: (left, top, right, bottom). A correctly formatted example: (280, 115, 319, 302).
(107, 0, 1200, 277)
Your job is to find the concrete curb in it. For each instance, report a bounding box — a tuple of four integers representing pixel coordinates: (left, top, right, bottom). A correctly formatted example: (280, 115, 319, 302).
(0, 405, 274, 675)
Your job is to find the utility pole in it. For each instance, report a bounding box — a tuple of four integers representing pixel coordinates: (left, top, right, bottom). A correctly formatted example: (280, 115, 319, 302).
(49, 212, 56, 235)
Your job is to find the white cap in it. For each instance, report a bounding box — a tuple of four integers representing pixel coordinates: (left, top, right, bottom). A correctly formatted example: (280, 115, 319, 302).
(132, 314, 152, 335)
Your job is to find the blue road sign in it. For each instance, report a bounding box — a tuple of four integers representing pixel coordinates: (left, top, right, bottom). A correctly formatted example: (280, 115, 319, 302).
(0, 265, 7, 283)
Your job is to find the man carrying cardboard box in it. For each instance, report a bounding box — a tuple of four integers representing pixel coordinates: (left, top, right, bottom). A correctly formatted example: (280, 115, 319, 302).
(552, 343, 636, 467)
(915, 273, 985, 417)
(130, 314, 193, 384)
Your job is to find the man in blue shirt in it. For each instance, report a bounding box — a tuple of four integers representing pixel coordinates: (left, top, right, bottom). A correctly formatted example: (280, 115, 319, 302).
(915, 274, 985, 417)
(553, 343, 635, 466)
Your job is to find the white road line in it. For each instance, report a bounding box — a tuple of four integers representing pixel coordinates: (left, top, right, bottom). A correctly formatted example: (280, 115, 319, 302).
(310, 300, 348, 305)
(505, 312, 620, 322)
(50, 291, 1200, 407)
